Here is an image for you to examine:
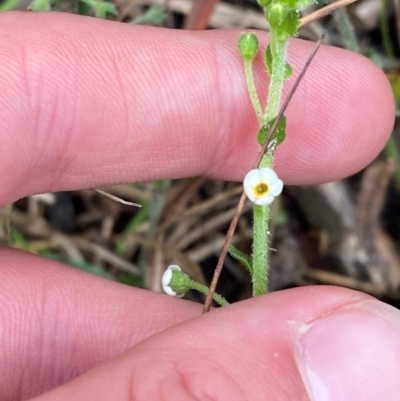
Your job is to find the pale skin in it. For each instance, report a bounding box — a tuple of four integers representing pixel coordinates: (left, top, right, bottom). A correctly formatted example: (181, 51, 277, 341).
(1, 11, 399, 401)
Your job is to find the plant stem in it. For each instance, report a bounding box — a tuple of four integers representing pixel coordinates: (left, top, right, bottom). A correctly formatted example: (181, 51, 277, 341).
(252, 205, 269, 296)
(252, 30, 288, 296)
(263, 33, 288, 126)
(380, 0, 395, 59)
(244, 59, 263, 123)
(189, 279, 229, 306)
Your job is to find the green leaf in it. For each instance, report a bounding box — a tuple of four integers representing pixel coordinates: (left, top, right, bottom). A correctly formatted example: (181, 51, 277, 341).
(93, 1, 118, 18)
(29, 0, 51, 11)
(132, 5, 166, 25)
(258, 116, 287, 146)
(257, 125, 268, 146)
(264, 44, 273, 76)
(267, 3, 289, 28)
(284, 62, 293, 80)
(280, 0, 312, 10)
(257, 0, 272, 7)
(278, 10, 299, 41)
(271, 115, 287, 145)
(79, 0, 117, 18)
(228, 245, 253, 274)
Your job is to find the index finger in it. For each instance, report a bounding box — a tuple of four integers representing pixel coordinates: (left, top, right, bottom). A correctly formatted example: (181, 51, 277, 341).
(0, 12, 394, 205)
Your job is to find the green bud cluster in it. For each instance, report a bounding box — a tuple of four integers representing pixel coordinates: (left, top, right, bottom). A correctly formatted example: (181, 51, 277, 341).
(257, 0, 313, 41)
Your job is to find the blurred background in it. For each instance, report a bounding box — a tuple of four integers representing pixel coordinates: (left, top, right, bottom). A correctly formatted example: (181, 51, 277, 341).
(1, 0, 400, 308)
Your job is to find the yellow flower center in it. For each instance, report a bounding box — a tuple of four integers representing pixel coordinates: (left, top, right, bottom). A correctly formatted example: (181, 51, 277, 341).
(254, 182, 269, 196)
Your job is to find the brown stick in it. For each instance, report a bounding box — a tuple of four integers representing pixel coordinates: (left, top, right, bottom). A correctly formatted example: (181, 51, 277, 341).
(300, 0, 359, 28)
(184, 0, 220, 30)
(202, 36, 324, 313)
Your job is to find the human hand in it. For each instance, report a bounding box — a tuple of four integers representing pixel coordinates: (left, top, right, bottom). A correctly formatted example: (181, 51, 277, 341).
(0, 11, 399, 401)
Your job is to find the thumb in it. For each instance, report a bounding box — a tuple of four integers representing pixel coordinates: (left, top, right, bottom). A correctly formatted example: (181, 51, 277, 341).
(30, 287, 400, 401)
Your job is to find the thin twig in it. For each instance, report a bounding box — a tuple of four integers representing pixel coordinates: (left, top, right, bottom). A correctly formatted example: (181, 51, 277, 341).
(91, 188, 142, 207)
(299, 0, 359, 28)
(202, 36, 324, 313)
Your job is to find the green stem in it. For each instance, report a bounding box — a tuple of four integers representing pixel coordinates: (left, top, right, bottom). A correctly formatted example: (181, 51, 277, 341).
(251, 28, 288, 296)
(244, 59, 263, 123)
(189, 279, 229, 306)
(252, 205, 269, 296)
(263, 32, 288, 125)
(380, 0, 395, 59)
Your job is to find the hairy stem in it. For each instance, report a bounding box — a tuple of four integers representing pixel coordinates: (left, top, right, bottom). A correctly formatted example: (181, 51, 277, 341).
(244, 59, 263, 123)
(252, 29, 288, 295)
(189, 279, 229, 306)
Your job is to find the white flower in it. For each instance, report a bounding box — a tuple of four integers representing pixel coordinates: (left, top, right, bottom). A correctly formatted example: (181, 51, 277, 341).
(243, 167, 283, 205)
(162, 265, 184, 297)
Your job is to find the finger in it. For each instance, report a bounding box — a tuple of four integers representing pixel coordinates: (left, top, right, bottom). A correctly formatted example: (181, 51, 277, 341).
(0, 12, 394, 206)
(30, 287, 400, 401)
(0, 248, 200, 401)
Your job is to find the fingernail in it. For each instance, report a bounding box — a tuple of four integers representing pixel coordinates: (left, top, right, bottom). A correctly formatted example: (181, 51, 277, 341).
(294, 299, 400, 401)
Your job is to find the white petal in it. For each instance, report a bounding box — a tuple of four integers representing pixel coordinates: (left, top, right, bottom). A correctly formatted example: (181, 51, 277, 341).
(163, 285, 177, 296)
(162, 269, 173, 287)
(259, 168, 278, 183)
(243, 167, 284, 205)
(244, 169, 262, 187)
(162, 265, 181, 296)
(254, 194, 274, 205)
(269, 179, 284, 196)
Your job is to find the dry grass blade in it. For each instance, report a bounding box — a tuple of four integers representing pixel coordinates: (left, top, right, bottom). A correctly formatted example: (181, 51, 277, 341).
(202, 36, 325, 313)
(91, 188, 142, 207)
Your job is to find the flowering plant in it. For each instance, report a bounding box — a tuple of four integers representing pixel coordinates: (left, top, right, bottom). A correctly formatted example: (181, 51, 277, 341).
(163, 0, 316, 306)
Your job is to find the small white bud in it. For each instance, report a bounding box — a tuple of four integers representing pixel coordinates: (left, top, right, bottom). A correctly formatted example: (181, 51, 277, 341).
(162, 265, 184, 297)
(243, 167, 283, 205)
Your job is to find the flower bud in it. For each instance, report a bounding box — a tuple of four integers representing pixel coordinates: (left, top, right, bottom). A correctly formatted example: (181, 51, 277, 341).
(162, 265, 191, 297)
(238, 33, 259, 61)
(267, 4, 288, 27)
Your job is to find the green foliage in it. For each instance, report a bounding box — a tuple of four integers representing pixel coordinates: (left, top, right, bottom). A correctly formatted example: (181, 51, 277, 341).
(11, 228, 29, 249)
(265, 44, 273, 76)
(79, 0, 118, 19)
(257, 0, 272, 7)
(284, 62, 293, 80)
(0, 0, 20, 11)
(238, 33, 259, 61)
(132, 5, 166, 25)
(228, 245, 253, 274)
(29, 0, 51, 11)
(118, 272, 143, 287)
(257, 116, 286, 146)
(267, 4, 289, 28)
(65, 258, 117, 280)
(278, 9, 299, 41)
(167, 268, 229, 306)
(280, 0, 313, 10)
(265, 45, 292, 79)
(115, 200, 148, 255)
